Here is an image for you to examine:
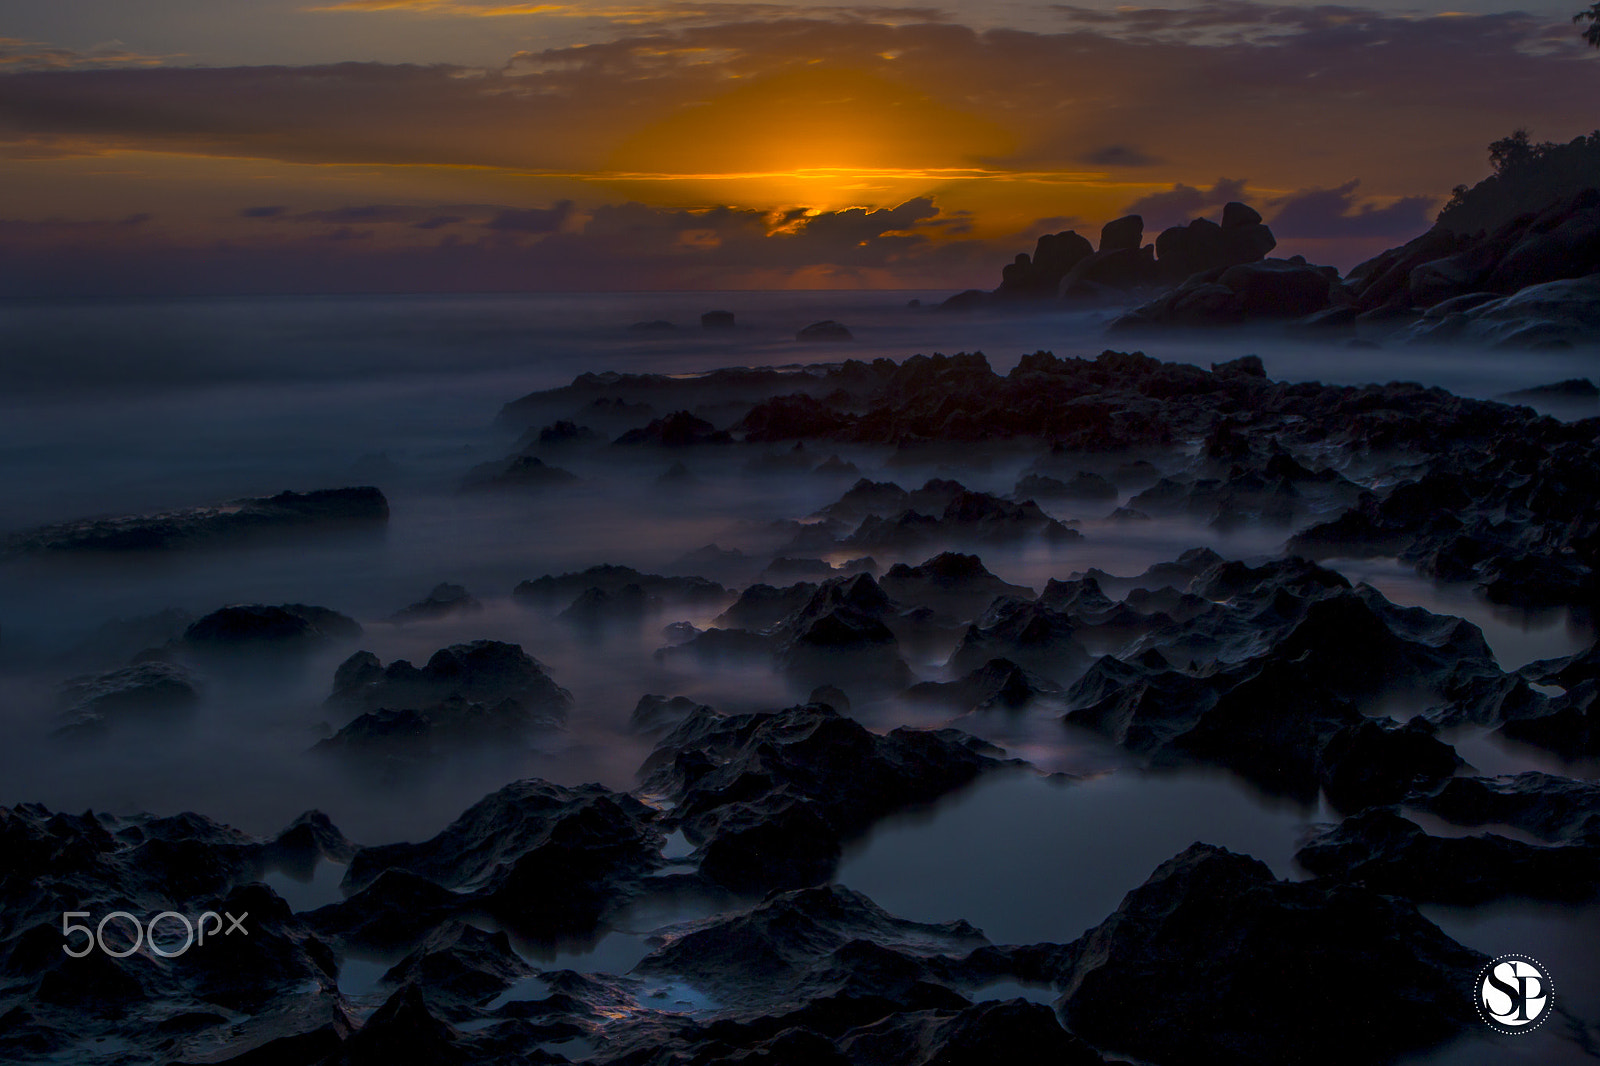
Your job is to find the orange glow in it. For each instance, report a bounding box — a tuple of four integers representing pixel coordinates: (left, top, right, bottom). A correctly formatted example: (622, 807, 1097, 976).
(602, 67, 1014, 210)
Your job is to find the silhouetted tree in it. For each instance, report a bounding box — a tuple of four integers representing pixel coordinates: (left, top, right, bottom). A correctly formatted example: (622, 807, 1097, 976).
(1578, 2, 1600, 47)
(1487, 129, 1536, 174)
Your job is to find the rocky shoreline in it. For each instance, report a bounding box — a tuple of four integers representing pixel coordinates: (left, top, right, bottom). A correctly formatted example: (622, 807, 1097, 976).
(3, 349, 1598, 1064)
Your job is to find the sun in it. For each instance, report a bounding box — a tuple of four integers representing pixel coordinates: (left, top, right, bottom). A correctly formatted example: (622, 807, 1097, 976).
(599, 66, 1014, 210)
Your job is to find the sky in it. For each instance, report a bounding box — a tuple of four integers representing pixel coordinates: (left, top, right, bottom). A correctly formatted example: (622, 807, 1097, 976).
(0, 0, 1595, 293)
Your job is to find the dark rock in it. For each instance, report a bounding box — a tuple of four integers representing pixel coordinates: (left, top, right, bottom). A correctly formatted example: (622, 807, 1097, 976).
(1504, 377, 1598, 399)
(1097, 214, 1144, 253)
(629, 694, 714, 735)
(54, 661, 201, 736)
(948, 597, 1087, 682)
(559, 583, 661, 625)
(640, 703, 1011, 891)
(904, 658, 1064, 712)
(5, 487, 388, 555)
(514, 564, 728, 607)
(715, 582, 819, 630)
(1056, 843, 1484, 1065)
(327, 640, 571, 728)
(797, 320, 852, 342)
(994, 231, 1095, 300)
(1297, 807, 1600, 904)
(387, 583, 481, 624)
(338, 779, 662, 940)
(701, 310, 736, 329)
(879, 552, 1032, 619)
(459, 453, 578, 491)
(615, 410, 733, 447)
(185, 604, 361, 650)
(1016, 471, 1116, 501)
(1410, 772, 1600, 842)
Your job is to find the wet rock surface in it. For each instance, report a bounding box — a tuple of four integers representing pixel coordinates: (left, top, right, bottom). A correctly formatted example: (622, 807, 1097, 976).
(639, 702, 1013, 891)
(13, 347, 1600, 1065)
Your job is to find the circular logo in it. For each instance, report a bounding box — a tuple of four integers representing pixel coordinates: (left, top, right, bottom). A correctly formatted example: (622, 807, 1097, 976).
(1475, 955, 1554, 1034)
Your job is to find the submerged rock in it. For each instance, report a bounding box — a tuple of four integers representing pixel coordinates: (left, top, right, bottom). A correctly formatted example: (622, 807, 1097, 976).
(54, 661, 201, 736)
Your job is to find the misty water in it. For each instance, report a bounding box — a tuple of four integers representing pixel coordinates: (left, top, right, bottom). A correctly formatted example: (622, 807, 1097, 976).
(2, 291, 1598, 1061)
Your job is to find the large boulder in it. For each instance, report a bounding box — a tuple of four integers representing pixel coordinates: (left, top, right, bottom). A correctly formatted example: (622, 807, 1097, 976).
(1098, 214, 1144, 252)
(994, 231, 1095, 299)
(1056, 844, 1484, 1065)
(1401, 273, 1600, 348)
(1154, 203, 1277, 281)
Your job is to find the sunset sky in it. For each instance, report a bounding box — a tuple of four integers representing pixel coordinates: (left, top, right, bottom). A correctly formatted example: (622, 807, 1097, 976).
(1, 0, 1596, 293)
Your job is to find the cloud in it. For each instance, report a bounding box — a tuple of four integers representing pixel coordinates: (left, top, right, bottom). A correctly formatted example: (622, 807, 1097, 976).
(240, 205, 287, 218)
(485, 201, 574, 232)
(1123, 178, 1249, 230)
(0, 196, 995, 295)
(1268, 180, 1435, 240)
(0, 36, 174, 72)
(1079, 145, 1159, 168)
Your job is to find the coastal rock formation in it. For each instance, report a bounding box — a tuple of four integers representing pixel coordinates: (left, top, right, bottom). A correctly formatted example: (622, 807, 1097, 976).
(184, 603, 362, 650)
(639, 702, 1011, 891)
(948, 202, 1277, 309)
(4, 487, 388, 555)
(54, 661, 202, 736)
(459, 452, 577, 491)
(1055, 844, 1484, 1066)
(387, 583, 482, 624)
(797, 320, 852, 341)
(327, 640, 572, 728)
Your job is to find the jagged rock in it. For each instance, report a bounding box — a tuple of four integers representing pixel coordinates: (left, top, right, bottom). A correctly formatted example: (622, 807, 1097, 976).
(459, 453, 578, 491)
(640, 703, 1010, 891)
(715, 582, 819, 630)
(324, 780, 662, 943)
(1410, 772, 1600, 842)
(629, 694, 714, 735)
(879, 552, 1032, 619)
(513, 564, 727, 607)
(948, 597, 1087, 682)
(327, 641, 571, 728)
(1297, 807, 1600, 904)
(4, 487, 388, 555)
(1015, 471, 1116, 501)
(904, 658, 1064, 712)
(559, 583, 661, 625)
(736, 394, 851, 442)
(387, 583, 481, 624)
(615, 411, 732, 447)
(636, 885, 988, 1002)
(1055, 843, 1484, 1065)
